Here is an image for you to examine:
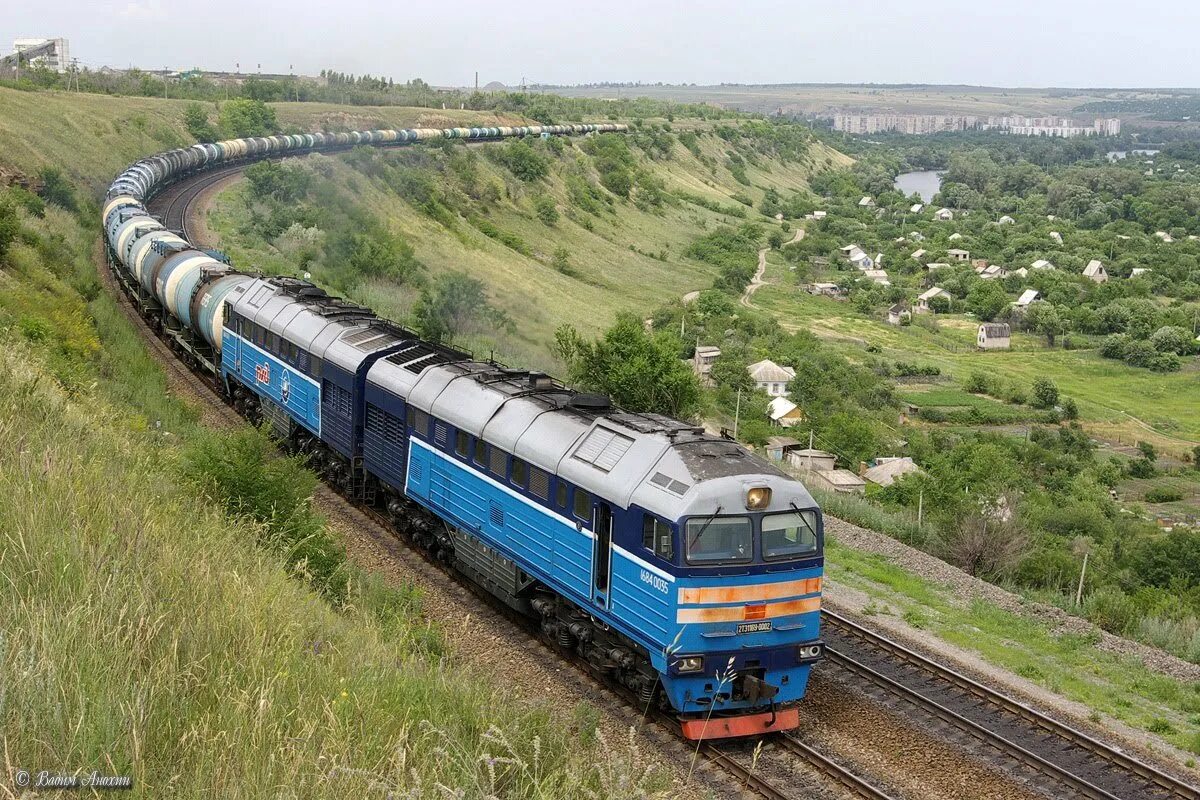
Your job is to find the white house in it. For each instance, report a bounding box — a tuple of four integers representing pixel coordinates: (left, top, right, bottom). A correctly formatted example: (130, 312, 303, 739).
(1155, 230, 1174, 243)
(977, 322, 1011, 350)
(978, 264, 1007, 280)
(886, 304, 911, 325)
(840, 243, 864, 259)
(864, 269, 891, 286)
(851, 252, 875, 270)
(925, 262, 950, 272)
(863, 457, 924, 488)
(692, 345, 721, 386)
(788, 448, 837, 473)
(1014, 289, 1040, 308)
(1011, 267, 1029, 279)
(948, 232, 964, 242)
(806, 468, 866, 494)
(1083, 259, 1109, 283)
(1131, 268, 1152, 277)
(911, 248, 928, 261)
(747, 359, 795, 397)
(812, 210, 827, 220)
(859, 196, 875, 207)
(809, 282, 844, 297)
(909, 231, 925, 242)
(1031, 259, 1055, 270)
(1049, 231, 1063, 245)
(767, 398, 804, 428)
(910, 203, 924, 213)
(935, 208, 954, 221)
(998, 215, 1015, 225)
(947, 248, 971, 261)
(916, 286, 950, 313)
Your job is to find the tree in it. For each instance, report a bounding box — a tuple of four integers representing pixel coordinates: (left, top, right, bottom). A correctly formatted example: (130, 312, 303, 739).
(1024, 302, 1064, 346)
(347, 230, 421, 284)
(498, 139, 548, 181)
(218, 98, 278, 138)
(1150, 325, 1194, 355)
(818, 412, 878, 469)
(1031, 378, 1059, 409)
(183, 102, 217, 142)
(553, 313, 701, 418)
(767, 229, 785, 250)
(415, 271, 511, 343)
(966, 281, 1009, 322)
(1061, 397, 1079, 420)
(1137, 440, 1157, 463)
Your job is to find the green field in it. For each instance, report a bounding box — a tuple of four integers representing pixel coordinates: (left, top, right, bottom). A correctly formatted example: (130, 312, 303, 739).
(751, 276, 1200, 452)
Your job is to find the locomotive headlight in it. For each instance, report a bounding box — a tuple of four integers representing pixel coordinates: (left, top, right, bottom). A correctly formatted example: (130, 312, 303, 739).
(676, 656, 704, 674)
(745, 486, 772, 510)
(796, 644, 824, 662)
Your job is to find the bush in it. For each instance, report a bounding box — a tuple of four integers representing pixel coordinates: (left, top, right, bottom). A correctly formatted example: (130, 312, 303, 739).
(497, 139, 549, 181)
(965, 370, 993, 394)
(1083, 587, 1141, 635)
(1031, 377, 1059, 409)
(183, 102, 217, 142)
(218, 97, 278, 138)
(36, 166, 77, 212)
(533, 195, 559, 225)
(1145, 487, 1185, 503)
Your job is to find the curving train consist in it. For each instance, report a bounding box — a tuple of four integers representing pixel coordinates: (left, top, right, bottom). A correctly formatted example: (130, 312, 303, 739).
(103, 121, 825, 740)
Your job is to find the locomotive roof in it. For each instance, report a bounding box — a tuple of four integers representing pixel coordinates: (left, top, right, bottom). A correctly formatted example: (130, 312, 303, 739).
(231, 276, 811, 519)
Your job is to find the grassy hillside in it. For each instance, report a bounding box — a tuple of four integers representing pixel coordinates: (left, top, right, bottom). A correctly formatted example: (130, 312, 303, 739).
(204, 112, 848, 368)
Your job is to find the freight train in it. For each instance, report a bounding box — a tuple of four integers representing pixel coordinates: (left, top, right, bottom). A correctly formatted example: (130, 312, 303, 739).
(103, 122, 825, 740)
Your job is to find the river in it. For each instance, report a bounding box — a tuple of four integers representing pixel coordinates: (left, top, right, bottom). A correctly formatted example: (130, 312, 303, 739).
(894, 170, 944, 203)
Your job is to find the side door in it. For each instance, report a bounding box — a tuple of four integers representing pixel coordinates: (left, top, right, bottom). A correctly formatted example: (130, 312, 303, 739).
(592, 502, 614, 610)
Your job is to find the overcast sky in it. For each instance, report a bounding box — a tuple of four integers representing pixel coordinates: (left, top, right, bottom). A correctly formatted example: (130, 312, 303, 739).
(6, 1, 1198, 88)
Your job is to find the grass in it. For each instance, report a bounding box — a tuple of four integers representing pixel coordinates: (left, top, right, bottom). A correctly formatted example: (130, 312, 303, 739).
(825, 539, 1200, 758)
(0, 338, 665, 797)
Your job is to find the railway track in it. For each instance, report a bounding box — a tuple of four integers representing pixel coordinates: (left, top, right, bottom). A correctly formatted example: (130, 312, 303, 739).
(822, 610, 1200, 800)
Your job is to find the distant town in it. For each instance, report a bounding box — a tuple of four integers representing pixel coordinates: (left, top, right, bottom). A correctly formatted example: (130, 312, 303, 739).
(832, 113, 1121, 137)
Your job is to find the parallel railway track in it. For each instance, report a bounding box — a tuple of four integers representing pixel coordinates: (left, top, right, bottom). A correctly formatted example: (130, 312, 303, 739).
(822, 610, 1200, 800)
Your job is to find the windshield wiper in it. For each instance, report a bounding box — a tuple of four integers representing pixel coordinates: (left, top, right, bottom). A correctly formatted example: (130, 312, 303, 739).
(688, 505, 723, 550)
(789, 501, 820, 543)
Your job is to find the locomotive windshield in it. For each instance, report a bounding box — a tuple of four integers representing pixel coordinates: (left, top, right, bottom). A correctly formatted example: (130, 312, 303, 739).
(685, 516, 753, 564)
(762, 510, 819, 560)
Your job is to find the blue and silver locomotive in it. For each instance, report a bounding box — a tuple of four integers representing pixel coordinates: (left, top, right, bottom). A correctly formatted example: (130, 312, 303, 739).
(103, 122, 824, 740)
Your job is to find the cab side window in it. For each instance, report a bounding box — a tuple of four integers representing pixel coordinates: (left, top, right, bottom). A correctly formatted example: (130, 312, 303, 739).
(641, 515, 674, 561)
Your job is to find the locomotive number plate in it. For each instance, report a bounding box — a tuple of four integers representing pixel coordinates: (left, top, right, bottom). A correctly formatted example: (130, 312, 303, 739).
(736, 621, 773, 634)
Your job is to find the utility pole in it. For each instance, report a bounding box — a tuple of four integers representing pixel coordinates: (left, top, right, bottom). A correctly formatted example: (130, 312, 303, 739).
(474, 71, 478, 92)
(163, 67, 168, 99)
(917, 490, 924, 530)
(733, 389, 742, 440)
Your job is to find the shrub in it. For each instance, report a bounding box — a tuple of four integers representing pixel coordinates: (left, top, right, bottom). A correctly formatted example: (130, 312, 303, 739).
(533, 194, 559, 225)
(1031, 377, 1059, 409)
(1145, 487, 1184, 503)
(1083, 586, 1140, 635)
(36, 166, 77, 212)
(965, 370, 993, 394)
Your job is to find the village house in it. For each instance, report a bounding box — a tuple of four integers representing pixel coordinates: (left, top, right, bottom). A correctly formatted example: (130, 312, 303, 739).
(809, 282, 844, 297)
(948, 232, 964, 242)
(947, 248, 971, 261)
(1155, 231, 1174, 242)
(812, 210, 827, 220)
(886, 304, 911, 325)
(805, 467, 867, 494)
(1083, 259, 1109, 283)
(910, 203, 924, 213)
(692, 345, 721, 386)
(1011, 267, 1029, 279)
(925, 262, 950, 272)
(916, 286, 949, 313)
(1050, 231, 1063, 245)
(935, 208, 954, 221)
(767, 398, 805, 428)
(747, 359, 795, 397)
(1131, 268, 1152, 277)
(978, 264, 1007, 280)
(1031, 259, 1055, 270)
(864, 269, 891, 286)
(1014, 289, 1040, 308)
(789, 448, 837, 472)
(764, 436, 803, 462)
(977, 322, 1012, 350)
(909, 231, 925, 242)
(911, 248, 927, 261)
(862, 457, 924, 488)
(998, 215, 1015, 225)
(851, 252, 875, 270)
(859, 196, 875, 207)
